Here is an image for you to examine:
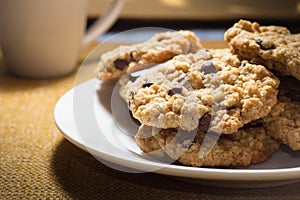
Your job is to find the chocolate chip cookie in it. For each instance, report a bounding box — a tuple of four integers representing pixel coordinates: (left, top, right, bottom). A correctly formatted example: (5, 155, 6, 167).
(128, 48, 279, 134)
(96, 30, 203, 80)
(225, 19, 300, 80)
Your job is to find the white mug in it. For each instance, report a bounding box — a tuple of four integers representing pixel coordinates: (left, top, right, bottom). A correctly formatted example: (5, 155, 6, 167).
(0, 0, 124, 78)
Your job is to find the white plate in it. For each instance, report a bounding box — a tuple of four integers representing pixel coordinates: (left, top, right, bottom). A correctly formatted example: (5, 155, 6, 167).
(54, 78, 300, 188)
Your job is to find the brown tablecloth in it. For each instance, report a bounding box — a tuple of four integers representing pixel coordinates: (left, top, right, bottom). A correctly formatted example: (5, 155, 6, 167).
(1, 42, 300, 200)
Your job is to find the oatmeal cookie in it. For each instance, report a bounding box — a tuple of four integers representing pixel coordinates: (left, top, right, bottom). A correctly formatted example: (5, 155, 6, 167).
(96, 30, 203, 80)
(135, 125, 162, 153)
(136, 125, 279, 167)
(225, 19, 300, 80)
(134, 125, 169, 159)
(128, 49, 279, 134)
(263, 96, 300, 150)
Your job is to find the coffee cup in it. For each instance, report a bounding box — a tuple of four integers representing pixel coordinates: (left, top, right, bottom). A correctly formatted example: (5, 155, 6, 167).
(0, 0, 124, 78)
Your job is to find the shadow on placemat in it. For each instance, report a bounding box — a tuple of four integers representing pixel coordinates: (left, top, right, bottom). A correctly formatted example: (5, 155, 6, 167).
(51, 139, 300, 200)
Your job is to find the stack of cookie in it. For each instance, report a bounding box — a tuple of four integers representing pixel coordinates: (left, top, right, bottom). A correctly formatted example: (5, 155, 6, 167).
(96, 20, 300, 168)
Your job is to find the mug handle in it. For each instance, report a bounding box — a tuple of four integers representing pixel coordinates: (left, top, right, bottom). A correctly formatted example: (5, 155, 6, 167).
(82, 0, 124, 49)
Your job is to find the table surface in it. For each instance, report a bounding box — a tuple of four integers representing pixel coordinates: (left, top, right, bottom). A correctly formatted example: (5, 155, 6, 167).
(1, 34, 300, 199)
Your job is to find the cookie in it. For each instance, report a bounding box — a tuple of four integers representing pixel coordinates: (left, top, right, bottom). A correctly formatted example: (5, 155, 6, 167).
(128, 48, 279, 134)
(263, 96, 300, 150)
(96, 30, 203, 80)
(225, 19, 300, 80)
(134, 125, 169, 160)
(136, 125, 279, 167)
(135, 125, 163, 154)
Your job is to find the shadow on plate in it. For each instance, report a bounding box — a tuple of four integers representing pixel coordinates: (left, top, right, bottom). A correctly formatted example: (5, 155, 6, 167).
(96, 78, 118, 114)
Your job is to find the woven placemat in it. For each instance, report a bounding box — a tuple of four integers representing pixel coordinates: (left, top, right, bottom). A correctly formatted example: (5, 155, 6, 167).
(1, 43, 300, 200)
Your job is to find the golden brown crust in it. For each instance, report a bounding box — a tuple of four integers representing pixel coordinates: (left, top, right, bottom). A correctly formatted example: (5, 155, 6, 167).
(96, 30, 203, 80)
(135, 126, 279, 167)
(263, 97, 300, 150)
(225, 19, 300, 80)
(128, 49, 279, 134)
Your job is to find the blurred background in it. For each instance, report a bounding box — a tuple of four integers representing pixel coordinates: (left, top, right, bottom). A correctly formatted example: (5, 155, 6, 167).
(87, 0, 300, 34)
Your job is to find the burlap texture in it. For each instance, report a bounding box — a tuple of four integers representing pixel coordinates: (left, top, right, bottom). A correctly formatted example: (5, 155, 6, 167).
(1, 42, 300, 200)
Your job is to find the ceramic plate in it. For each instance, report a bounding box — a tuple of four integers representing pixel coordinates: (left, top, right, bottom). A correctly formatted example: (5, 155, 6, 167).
(54, 78, 300, 188)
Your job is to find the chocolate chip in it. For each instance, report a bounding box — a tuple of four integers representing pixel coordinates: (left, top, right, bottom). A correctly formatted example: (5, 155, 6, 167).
(256, 39, 263, 46)
(256, 39, 275, 50)
(168, 86, 182, 96)
(198, 113, 211, 132)
(142, 81, 153, 88)
(201, 61, 217, 74)
(114, 59, 128, 70)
